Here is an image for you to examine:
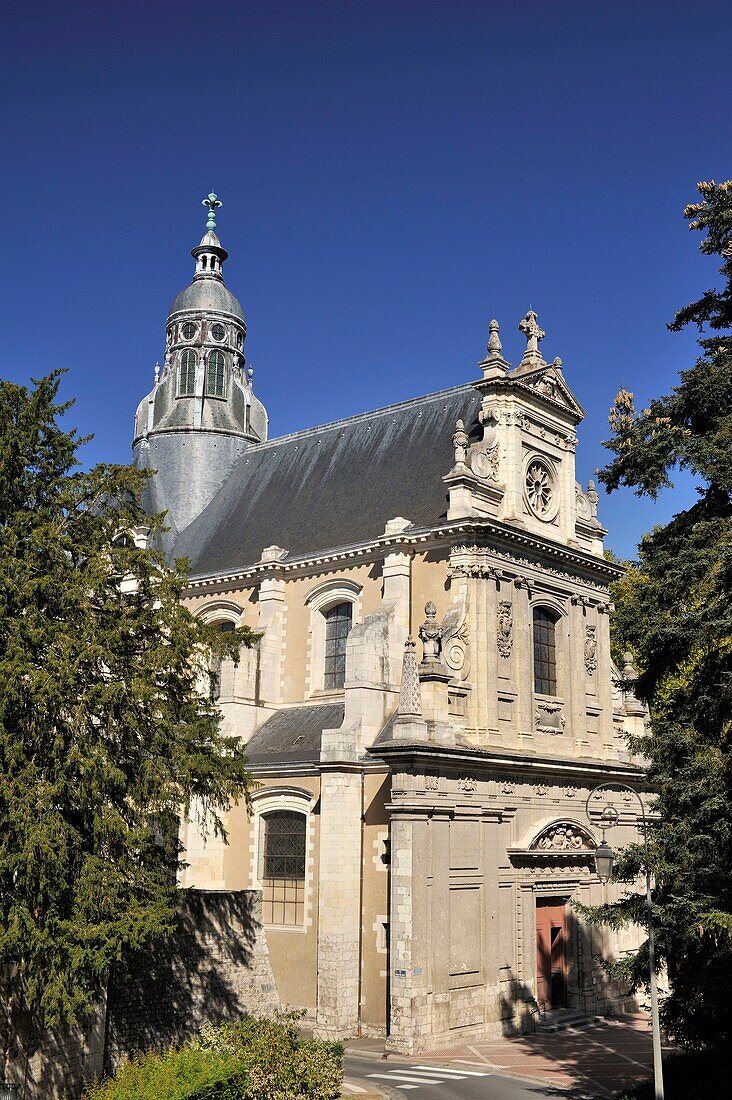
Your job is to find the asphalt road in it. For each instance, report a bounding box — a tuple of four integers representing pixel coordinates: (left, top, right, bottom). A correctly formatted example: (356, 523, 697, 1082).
(344, 1054, 570, 1100)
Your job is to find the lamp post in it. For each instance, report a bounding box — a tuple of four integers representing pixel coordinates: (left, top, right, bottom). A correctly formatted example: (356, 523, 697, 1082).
(585, 782, 664, 1100)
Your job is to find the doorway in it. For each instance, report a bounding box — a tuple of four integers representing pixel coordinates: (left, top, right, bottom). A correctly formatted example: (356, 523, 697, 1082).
(536, 897, 568, 1009)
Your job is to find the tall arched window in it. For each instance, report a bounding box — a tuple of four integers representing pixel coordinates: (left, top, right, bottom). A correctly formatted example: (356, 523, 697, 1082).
(323, 602, 352, 689)
(206, 349, 226, 397)
(533, 607, 559, 695)
(260, 809, 307, 926)
(178, 349, 197, 396)
(210, 620, 235, 700)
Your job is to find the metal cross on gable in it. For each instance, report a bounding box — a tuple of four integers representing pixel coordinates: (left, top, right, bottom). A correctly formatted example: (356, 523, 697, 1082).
(202, 191, 223, 231)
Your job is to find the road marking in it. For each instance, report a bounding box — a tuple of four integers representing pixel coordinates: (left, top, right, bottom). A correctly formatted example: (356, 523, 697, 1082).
(413, 1066, 491, 1077)
(342, 1084, 369, 1094)
(368, 1073, 441, 1086)
(366, 1075, 420, 1089)
(397, 1070, 467, 1080)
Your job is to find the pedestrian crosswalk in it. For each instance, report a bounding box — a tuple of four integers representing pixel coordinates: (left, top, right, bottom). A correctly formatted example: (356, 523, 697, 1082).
(365, 1064, 492, 1090)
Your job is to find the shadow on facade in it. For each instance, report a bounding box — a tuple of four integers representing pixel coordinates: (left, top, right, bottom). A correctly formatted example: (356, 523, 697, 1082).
(11, 890, 278, 1100)
(105, 889, 268, 1068)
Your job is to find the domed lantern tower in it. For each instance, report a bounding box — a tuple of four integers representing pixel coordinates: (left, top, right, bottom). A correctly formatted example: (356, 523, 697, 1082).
(133, 193, 268, 541)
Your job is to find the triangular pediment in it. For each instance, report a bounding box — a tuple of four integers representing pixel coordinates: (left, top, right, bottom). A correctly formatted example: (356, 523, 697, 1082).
(514, 364, 585, 419)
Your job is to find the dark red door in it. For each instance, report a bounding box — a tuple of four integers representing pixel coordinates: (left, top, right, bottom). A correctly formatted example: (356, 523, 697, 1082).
(536, 898, 568, 1009)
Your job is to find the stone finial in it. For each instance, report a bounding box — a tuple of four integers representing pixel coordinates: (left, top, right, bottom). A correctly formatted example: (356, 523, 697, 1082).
(587, 479, 599, 519)
(622, 652, 638, 680)
(247, 365, 254, 389)
(478, 318, 510, 377)
(451, 419, 469, 469)
(518, 309, 545, 357)
(398, 637, 422, 717)
(154, 362, 160, 385)
(419, 601, 442, 664)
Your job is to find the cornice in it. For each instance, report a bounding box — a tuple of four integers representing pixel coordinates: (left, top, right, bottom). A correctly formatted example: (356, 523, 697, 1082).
(183, 515, 623, 594)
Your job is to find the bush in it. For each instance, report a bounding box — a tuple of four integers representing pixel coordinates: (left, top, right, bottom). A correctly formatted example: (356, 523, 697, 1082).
(83, 1012, 343, 1100)
(615, 1049, 726, 1099)
(82, 1046, 247, 1100)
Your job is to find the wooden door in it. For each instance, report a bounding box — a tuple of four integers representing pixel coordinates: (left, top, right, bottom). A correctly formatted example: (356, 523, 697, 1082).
(536, 898, 567, 1009)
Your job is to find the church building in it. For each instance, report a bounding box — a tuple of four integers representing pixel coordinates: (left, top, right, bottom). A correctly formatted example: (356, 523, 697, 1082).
(132, 197, 648, 1052)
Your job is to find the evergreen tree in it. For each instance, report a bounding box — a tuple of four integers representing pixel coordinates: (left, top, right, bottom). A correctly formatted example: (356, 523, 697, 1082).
(0, 372, 256, 1059)
(591, 181, 732, 1048)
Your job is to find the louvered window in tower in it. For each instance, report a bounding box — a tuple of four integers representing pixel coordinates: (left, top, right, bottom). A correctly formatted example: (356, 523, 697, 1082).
(323, 602, 352, 689)
(206, 349, 226, 397)
(260, 810, 307, 926)
(177, 349, 197, 396)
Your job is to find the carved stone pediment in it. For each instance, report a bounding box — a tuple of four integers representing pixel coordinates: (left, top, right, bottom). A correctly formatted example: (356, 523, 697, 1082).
(507, 819, 597, 866)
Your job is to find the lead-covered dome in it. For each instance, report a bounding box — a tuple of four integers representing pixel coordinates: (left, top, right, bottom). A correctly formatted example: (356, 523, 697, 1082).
(169, 278, 244, 321)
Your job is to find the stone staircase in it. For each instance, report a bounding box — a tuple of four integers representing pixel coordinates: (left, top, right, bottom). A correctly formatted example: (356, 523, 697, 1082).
(534, 1008, 603, 1033)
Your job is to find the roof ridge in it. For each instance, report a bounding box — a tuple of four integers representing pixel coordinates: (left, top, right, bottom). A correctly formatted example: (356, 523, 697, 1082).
(255, 380, 476, 452)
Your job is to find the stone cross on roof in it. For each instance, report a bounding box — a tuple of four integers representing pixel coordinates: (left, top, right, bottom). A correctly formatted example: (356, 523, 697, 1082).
(518, 309, 545, 354)
(202, 191, 223, 232)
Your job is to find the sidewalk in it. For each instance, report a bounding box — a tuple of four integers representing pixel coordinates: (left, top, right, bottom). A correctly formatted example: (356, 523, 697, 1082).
(345, 1012, 673, 1097)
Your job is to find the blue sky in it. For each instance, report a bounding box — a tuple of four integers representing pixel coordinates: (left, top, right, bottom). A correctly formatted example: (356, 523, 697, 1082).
(2, 0, 730, 558)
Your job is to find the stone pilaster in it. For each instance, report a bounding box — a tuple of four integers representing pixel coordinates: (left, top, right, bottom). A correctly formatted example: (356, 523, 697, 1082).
(386, 811, 432, 1053)
(315, 767, 363, 1039)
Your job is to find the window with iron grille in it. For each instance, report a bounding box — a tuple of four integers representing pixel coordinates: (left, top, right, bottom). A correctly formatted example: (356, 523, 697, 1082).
(178, 349, 197, 396)
(261, 810, 307, 927)
(206, 350, 226, 397)
(533, 607, 558, 695)
(323, 602, 352, 689)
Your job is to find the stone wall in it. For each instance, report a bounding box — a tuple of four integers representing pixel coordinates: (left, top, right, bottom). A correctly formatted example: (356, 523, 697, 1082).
(105, 890, 279, 1072)
(10, 890, 278, 1100)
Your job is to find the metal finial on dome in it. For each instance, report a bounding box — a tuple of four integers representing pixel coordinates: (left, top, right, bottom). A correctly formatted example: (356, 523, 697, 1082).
(202, 191, 223, 232)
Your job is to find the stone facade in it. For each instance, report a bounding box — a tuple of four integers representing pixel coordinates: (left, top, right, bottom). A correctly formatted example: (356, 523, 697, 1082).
(132, 207, 649, 1051)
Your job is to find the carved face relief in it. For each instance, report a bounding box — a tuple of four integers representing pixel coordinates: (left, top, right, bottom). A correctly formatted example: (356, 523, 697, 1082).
(531, 823, 595, 852)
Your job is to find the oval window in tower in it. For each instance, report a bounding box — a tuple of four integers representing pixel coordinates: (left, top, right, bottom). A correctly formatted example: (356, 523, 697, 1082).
(181, 321, 197, 341)
(211, 322, 226, 342)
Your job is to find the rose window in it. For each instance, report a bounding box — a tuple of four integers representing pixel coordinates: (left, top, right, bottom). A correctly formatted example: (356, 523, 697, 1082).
(526, 461, 554, 517)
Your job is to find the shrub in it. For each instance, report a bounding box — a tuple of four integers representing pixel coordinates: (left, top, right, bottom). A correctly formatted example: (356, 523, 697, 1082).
(83, 1012, 343, 1100)
(82, 1045, 247, 1100)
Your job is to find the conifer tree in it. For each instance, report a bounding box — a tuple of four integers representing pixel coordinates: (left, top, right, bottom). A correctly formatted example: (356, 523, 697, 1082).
(593, 181, 732, 1048)
(0, 372, 256, 1059)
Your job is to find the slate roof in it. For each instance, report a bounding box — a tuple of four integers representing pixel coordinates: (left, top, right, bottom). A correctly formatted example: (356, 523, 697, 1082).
(172, 382, 482, 577)
(245, 702, 345, 765)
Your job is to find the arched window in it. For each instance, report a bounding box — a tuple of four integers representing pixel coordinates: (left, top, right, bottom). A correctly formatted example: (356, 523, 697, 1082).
(260, 809, 307, 926)
(323, 602, 352, 689)
(178, 349, 197, 396)
(206, 350, 226, 397)
(209, 620, 235, 701)
(533, 607, 559, 695)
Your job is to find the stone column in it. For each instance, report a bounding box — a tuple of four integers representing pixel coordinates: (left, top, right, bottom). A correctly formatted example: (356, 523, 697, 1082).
(315, 766, 363, 1039)
(386, 809, 432, 1054)
(513, 579, 533, 735)
(596, 603, 615, 748)
(568, 597, 587, 747)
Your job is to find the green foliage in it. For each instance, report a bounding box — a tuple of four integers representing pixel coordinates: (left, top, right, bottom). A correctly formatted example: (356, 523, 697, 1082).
(592, 183, 732, 1050)
(84, 1013, 344, 1100)
(82, 1045, 245, 1100)
(614, 1048, 726, 1099)
(0, 372, 257, 1037)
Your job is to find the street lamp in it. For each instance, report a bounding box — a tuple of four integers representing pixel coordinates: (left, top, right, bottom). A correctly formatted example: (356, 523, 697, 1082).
(585, 782, 664, 1100)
